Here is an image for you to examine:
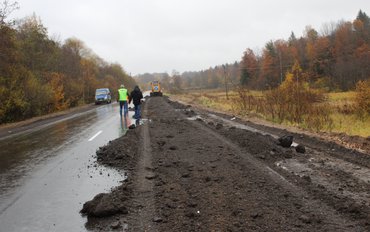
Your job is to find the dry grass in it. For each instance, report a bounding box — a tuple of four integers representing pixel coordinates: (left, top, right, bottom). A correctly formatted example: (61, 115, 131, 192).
(326, 91, 370, 137)
(172, 89, 370, 137)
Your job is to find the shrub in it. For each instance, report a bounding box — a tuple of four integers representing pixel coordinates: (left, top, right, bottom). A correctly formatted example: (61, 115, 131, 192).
(354, 79, 370, 118)
(264, 71, 327, 124)
(303, 103, 333, 132)
(233, 86, 265, 116)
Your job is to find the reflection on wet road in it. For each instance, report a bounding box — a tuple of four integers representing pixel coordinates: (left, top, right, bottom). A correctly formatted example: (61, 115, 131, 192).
(0, 103, 134, 232)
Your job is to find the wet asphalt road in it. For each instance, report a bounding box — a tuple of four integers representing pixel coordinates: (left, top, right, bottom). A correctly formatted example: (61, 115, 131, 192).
(0, 103, 134, 232)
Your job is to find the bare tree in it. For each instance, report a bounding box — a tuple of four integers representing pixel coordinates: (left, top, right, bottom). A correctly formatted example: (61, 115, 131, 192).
(0, 0, 19, 25)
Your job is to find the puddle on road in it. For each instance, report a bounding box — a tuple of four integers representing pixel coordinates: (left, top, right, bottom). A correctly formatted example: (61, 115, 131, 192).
(186, 115, 203, 121)
(139, 118, 152, 124)
(276, 159, 313, 177)
(310, 156, 370, 184)
(174, 108, 192, 112)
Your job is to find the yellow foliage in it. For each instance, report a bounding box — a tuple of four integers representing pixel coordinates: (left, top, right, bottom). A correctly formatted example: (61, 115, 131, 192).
(43, 72, 69, 112)
(355, 79, 370, 116)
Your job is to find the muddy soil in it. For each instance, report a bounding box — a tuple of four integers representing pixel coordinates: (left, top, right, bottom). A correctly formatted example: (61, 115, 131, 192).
(81, 96, 370, 231)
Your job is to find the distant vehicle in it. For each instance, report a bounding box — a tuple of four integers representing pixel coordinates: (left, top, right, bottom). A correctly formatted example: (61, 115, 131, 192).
(150, 81, 163, 96)
(95, 88, 112, 104)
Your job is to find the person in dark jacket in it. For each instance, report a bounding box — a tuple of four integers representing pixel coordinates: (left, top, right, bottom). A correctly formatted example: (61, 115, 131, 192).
(129, 86, 144, 123)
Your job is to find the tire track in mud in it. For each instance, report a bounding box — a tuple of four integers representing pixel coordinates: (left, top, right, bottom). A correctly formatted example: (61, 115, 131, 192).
(128, 97, 157, 231)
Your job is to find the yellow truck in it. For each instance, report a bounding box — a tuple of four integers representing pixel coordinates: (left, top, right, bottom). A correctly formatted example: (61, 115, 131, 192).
(150, 80, 163, 96)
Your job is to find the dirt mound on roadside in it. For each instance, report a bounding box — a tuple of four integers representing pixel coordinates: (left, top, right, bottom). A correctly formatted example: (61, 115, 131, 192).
(81, 191, 128, 217)
(95, 129, 141, 169)
(204, 123, 291, 162)
(81, 128, 141, 221)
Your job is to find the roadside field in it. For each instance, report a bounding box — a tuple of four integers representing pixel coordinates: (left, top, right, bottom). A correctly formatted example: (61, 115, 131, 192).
(172, 90, 370, 137)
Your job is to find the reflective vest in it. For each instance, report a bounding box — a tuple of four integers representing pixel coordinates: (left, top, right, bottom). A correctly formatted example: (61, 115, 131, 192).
(118, 88, 128, 101)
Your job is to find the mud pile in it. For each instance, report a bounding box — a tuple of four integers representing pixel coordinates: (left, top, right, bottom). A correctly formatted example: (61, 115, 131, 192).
(81, 128, 141, 230)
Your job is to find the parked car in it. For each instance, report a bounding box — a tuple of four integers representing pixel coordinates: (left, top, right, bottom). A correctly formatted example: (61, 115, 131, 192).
(95, 88, 112, 104)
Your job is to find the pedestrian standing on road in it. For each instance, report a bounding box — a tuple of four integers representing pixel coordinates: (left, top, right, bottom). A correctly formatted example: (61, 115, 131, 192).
(129, 85, 144, 124)
(118, 84, 130, 118)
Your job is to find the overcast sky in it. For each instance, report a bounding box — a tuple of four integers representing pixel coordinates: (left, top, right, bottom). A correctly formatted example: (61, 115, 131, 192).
(10, 0, 370, 75)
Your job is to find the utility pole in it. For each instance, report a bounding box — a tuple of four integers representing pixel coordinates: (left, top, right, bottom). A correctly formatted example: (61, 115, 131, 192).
(222, 65, 229, 100)
(279, 50, 283, 84)
(82, 69, 85, 104)
(296, 66, 300, 123)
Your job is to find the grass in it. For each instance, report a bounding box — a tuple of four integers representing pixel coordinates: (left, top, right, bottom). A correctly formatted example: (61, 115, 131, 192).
(327, 92, 356, 109)
(330, 113, 370, 137)
(324, 92, 370, 137)
(327, 91, 356, 101)
(172, 89, 370, 137)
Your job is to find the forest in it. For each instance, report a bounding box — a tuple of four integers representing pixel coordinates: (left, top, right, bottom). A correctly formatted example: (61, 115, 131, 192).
(142, 10, 369, 93)
(238, 10, 370, 91)
(0, 2, 135, 123)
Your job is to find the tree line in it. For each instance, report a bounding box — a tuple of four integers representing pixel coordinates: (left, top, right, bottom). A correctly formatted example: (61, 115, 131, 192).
(135, 63, 241, 93)
(145, 10, 369, 92)
(0, 2, 135, 123)
(239, 10, 370, 91)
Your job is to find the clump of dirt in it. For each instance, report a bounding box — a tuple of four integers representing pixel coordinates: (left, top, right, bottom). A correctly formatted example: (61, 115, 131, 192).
(95, 129, 141, 169)
(81, 191, 129, 217)
(278, 135, 294, 147)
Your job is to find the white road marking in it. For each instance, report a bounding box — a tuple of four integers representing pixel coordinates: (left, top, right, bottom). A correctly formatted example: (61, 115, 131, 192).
(88, 130, 102, 141)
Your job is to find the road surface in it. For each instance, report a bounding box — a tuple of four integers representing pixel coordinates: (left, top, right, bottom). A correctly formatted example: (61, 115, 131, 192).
(0, 103, 133, 232)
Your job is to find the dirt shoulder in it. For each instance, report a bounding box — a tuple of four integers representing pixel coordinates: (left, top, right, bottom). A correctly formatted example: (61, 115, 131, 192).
(81, 96, 370, 231)
(170, 95, 370, 155)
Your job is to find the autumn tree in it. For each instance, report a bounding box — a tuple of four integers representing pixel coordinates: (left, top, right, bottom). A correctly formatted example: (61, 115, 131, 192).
(240, 48, 257, 87)
(0, 8, 137, 123)
(354, 79, 370, 117)
(0, 1, 26, 122)
(257, 41, 281, 89)
(0, 0, 18, 25)
(17, 14, 58, 73)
